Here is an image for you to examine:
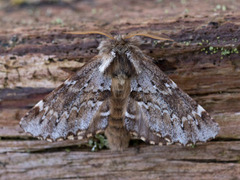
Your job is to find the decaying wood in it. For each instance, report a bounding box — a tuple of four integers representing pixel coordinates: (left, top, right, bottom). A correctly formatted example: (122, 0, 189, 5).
(0, 141, 239, 180)
(0, 0, 240, 179)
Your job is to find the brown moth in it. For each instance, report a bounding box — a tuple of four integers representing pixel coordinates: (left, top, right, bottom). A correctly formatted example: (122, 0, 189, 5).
(20, 31, 219, 151)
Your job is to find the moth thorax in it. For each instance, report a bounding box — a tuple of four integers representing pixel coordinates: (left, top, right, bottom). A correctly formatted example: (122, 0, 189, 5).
(111, 76, 131, 99)
(104, 53, 137, 79)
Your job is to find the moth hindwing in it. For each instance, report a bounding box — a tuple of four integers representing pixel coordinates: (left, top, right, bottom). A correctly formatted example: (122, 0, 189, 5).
(20, 32, 219, 150)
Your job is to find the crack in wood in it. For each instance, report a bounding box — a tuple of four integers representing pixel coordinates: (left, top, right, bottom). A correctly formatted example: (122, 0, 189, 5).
(172, 159, 240, 164)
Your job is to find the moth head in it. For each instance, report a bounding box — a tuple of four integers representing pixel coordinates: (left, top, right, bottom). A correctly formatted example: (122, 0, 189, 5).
(65, 31, 173, 74)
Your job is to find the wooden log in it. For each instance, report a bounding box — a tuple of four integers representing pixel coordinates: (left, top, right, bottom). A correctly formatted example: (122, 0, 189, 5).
(0, 141, 239, 180)
(0, 0, 240, 179)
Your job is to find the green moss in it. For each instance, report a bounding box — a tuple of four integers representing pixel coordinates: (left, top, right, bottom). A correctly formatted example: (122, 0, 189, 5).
(184, 8, 189, 14)
(191, 144, 196, 148)
(11, 0, 26, 5)
(91, 8, 97, 14)
(65, 148, 71, 153)
(52, 18, 64, 25)
(88, 134, 108, 152)
(181, 0, 187, 4)
(183, 41, 191, 46)
(208, 46, 218, 54)
(233, 48, 239, 54)
(153, 40, 158, 46)
(185, 41, 190, 46)
(214, 4, 227, 11)
(199, 40, 239, 59)
(221, 49, 231, 56)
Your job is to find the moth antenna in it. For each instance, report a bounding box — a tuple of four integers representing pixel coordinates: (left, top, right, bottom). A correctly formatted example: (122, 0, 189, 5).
(124, 33, 173, 41)
(65, 31, 114, 40)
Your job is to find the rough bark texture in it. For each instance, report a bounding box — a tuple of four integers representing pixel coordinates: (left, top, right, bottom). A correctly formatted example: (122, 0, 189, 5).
(0, 0, 240, 179)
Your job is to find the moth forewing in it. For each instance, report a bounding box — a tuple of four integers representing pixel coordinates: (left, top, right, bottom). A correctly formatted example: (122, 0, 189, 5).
(20, 58, 112, 142)
(20, 32, 219, 151)
(125, 56, 219, 146)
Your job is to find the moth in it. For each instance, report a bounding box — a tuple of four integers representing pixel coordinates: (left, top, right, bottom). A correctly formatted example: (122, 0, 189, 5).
(20, 31, 219, 151)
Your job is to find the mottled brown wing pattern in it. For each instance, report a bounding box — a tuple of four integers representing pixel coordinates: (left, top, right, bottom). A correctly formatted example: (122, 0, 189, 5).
(124, 97, 168, 146)
(20, 57, 111, 142)
(124, 58, 219, 146)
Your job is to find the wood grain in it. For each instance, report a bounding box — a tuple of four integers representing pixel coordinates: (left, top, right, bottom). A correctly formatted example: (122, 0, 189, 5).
(0, 141, 239, 180)
(0, 0, 240, 179)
